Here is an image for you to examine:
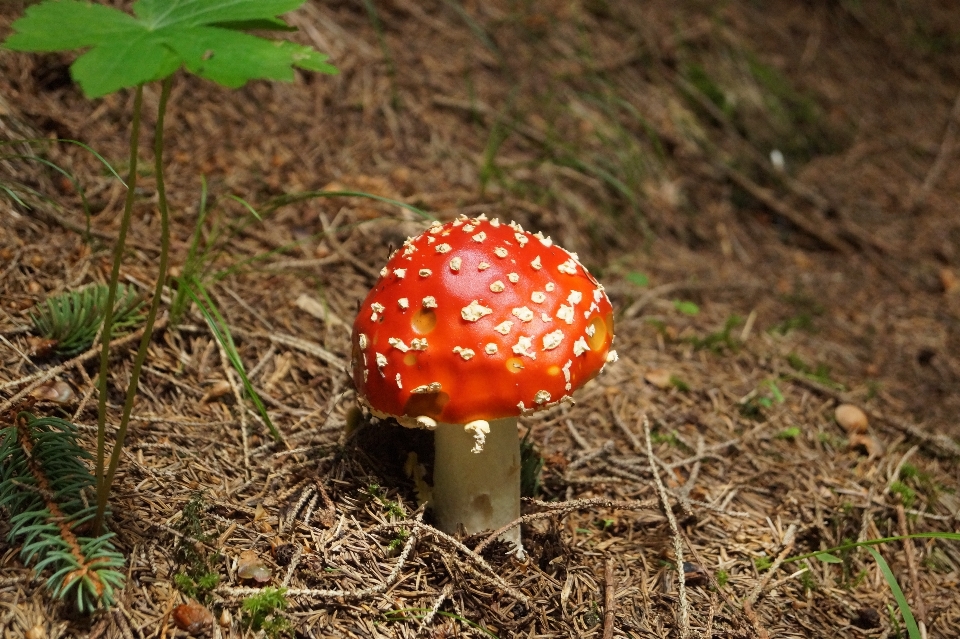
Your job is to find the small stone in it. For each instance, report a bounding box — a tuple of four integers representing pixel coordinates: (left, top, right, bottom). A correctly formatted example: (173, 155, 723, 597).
(29, 380, 74, 404)
(835, 404, 868, 434)
(172, 601, 215, 636)
(682, 562, 708, 587)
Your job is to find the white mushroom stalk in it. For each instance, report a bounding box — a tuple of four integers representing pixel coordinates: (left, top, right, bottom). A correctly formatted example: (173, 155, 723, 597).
(432, 417, 521, 551)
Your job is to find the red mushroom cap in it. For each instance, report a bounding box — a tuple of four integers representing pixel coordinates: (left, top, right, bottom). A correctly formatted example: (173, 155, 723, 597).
(351, 215, 616, 426)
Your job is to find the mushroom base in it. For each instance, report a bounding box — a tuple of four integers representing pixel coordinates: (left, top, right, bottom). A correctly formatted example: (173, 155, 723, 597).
(432, 417, 522, 552)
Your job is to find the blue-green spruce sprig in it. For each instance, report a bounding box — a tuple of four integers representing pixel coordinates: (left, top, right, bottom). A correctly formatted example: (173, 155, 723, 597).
(0, 413, 125, 612)
(30, 283, 145, 356)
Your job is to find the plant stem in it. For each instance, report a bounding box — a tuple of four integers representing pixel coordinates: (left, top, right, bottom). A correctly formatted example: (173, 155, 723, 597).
(93, 84, 143, 525)
(93, 77, 174, 533)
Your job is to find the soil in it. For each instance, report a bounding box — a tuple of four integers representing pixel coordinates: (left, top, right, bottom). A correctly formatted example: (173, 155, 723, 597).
(2, 1, 959, 637)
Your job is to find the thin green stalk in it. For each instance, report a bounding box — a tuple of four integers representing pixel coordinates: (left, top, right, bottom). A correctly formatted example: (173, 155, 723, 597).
(93, 77, 174, 534)
(786, 532, 960, 564)
(94, 84, 143, 526)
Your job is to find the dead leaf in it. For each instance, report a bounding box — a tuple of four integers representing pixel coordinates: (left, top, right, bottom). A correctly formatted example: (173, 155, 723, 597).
(25, 624, 45, 639)
(26, 336, 58, 359)
(200, 380, 232, 404)
(644, 368, 672, 389)
(294, 293, 347, 328)
(264, 351, 293, 391)
(941, 268, 958, 294)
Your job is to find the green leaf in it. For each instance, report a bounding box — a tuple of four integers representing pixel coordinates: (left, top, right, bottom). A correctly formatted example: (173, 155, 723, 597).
(71, 35, 182, 98)
(3, 0, 337, 98)
(766, 380, 785, 404)
(2, 2, 137, 51)
(776, 426, 801, 440)
(673, 300, 700, 315)
(626, 272, 649, 287)
(813, 552, 842, 564)
(168, 27, 331, 87)
(866, 547, 921, 639)
(210, 18, 298, 32)
(133, 0, 306, 28)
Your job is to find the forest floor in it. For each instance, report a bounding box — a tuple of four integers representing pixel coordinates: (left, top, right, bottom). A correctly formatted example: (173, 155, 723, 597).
(2, 1, 960, 637)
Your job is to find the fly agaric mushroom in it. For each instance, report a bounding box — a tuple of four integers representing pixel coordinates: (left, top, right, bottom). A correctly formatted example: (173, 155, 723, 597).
(351, 214, 616, 551)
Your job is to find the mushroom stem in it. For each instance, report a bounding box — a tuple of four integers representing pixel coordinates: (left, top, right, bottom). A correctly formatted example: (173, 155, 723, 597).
(432, 416, 522, 552)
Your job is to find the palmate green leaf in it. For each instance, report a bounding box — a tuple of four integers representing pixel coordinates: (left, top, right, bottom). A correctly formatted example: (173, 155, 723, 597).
(3, 0, 337, 98)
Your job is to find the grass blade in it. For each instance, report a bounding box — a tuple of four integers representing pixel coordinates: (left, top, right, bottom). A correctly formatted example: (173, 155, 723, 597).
(0, 137, 125, 186)
(226, 194, 262, 220)
(865, 546, 921, 639)
(788, 532, 960, 563)
(184, 278, 282, 443)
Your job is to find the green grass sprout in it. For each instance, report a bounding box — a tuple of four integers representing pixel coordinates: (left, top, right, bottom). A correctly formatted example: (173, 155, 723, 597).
(790, 533, 959, 639)
(673, 299, 700, 316)
(776, 426, 801, 440)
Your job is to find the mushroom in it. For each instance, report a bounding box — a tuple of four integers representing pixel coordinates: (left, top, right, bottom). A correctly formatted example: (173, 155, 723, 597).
(351, 214, 616, 552)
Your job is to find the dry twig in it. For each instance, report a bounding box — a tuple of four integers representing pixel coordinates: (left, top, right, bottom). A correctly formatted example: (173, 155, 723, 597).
(642, 413, 689, 639)
(603, 557, 616, 639)
(744, 523, 797, 606)
(909, 87, 960, 212)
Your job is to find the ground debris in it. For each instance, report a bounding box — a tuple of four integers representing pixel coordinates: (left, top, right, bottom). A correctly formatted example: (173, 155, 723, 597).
(2, 1, 959, 637)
